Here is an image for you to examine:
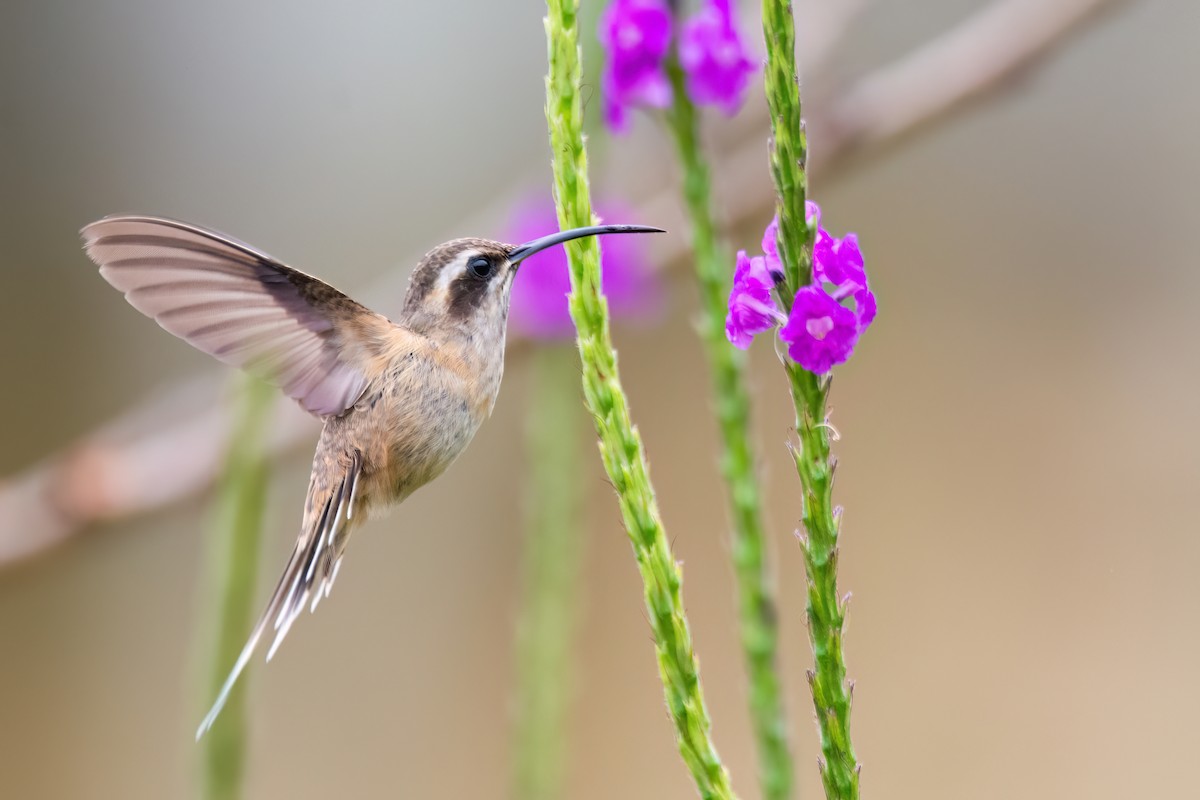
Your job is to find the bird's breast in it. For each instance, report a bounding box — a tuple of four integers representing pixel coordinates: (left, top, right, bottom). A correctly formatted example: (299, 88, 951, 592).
(350, 335, 504, 504)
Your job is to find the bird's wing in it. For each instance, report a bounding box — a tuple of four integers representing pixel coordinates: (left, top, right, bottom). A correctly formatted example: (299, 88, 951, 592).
(82, 215, 384, 418)
(196, 447, 364, 739)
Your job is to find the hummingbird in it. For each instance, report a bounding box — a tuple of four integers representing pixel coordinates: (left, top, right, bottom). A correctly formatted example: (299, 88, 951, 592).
(80, 214, 662, 738)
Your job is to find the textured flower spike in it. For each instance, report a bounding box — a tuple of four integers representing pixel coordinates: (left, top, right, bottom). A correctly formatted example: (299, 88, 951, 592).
(728, 201, 877, 373)
(598, 0, 674, 133)
(507, 195, 663, 339)
(679, 0, 756, 115)
(779, 201, 876, 373)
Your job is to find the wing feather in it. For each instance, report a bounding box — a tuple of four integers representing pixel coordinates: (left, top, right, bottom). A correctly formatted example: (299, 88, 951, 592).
(82, 215, 381, 417)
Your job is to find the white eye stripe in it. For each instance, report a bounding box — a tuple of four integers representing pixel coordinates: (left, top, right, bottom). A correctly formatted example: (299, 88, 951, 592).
(433, 249, 483, 292)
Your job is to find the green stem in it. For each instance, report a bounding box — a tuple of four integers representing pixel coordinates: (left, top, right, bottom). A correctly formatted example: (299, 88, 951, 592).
(785, 364, 857, 800)
(542, 3, 738, 799)
(664, 60, 792, 800)
(511, 346, 586, 800)
(196, 376, 273, 800)
(761, 0, 812, 298)
(761, 2, 861, 798)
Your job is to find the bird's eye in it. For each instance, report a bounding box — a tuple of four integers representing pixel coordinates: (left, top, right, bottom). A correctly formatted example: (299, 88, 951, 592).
(468, 256, 493, 279)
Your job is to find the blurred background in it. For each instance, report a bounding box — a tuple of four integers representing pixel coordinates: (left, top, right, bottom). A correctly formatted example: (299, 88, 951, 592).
(1, 0, 1198, 798)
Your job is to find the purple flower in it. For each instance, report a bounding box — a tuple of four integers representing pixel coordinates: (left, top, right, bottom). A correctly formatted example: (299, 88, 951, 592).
(506, 196, 663, 340)
(727, 201, 877, 373)
(816, 232, 868, 290)
(598, 0, 674, 133)
(761, 215, 779, 267)
(679, 0, 756, 115)
(725, 250, 783, 349)
(853, 284, 877, 330)
(779, 285, 860, 374)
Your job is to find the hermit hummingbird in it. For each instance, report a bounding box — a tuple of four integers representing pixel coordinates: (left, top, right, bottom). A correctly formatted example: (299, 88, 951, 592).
(80, 214, 662, 737)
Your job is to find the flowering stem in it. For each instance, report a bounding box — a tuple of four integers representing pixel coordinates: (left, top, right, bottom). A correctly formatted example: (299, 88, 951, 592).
(663, 60, 792, 800)
(542, 2, 737, 799)
(196, 376, 273, 800)
(761, 1, 861, 798)
(511, 345, 585, 800)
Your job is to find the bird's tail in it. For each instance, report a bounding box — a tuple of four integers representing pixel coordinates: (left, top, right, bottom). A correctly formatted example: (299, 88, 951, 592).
(196, 448, 364, 739)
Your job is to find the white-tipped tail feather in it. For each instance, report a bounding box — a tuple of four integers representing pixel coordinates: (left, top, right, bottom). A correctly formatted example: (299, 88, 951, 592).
(196, 451, 363, 739)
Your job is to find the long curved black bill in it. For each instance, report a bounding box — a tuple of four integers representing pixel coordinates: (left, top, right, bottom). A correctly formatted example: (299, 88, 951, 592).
(508, 224, 665, 266)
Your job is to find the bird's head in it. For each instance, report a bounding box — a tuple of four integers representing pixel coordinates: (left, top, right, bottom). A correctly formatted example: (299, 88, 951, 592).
(400, 224, 663, 335)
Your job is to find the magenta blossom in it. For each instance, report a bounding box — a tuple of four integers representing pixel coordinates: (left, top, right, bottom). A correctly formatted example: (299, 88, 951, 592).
(679, 0, 756, 115)
(854, 283, 877, 330)
(506, 196, 663, 340)
(779, 285, 860, 374)
(725, 250, 784, 348)
(598, 0, 674, 133)
(727, 201, 876, 373)
(815, 232, 867, 290)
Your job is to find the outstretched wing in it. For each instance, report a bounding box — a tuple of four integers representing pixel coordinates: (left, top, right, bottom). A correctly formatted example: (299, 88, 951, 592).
(82, 215, 380, 418)
(196, 448, 364, 739)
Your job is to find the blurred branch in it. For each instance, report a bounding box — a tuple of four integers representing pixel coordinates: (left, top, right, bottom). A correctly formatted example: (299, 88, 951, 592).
(798, 0, 871, 77)
(0, 0, 1130, 568)
(811, 0, 1131, 168)
(0, 376, 313, 565)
